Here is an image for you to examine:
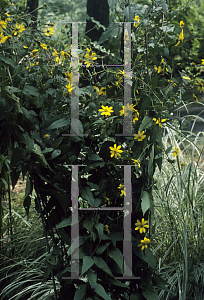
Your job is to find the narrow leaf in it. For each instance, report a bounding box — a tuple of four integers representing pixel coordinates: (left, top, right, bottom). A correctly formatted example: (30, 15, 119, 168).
(141, 191, 150, 215)
(81, 256, 94, 275)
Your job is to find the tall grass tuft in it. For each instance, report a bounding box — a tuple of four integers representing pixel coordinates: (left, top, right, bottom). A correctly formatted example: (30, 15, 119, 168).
(0, 193, 60, 300)
(152, 122, 204, 300)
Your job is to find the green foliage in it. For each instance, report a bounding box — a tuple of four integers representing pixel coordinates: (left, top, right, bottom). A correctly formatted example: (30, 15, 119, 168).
(152, 128, 204, 299)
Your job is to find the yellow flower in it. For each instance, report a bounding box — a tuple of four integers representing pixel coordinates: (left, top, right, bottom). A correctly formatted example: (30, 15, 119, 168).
(154, 65, 162, 73)
(103, 224, 110, 235)
(23, 45, 28, 49)
(175, 29, 184, 46)
(104, 196, 110, 206)
(0, 18, 7, 33)
(134, 131, 146, 141)
(44, 27, 54, 36)
(117, 184, 126, 196)
(131, 159, 140, 168)
(61, 50, 70, 58)
(98, 105, 114, 117)
(84, 48, 97, 67)
(120, 103, 137, 117)
(12, 22, 25, 37)
(181, 162, 187, 169)
(133, 15, 140, 27)
(40, 43, 47, 50)
(137, 237, 150, 250)
(135, 218, 149, 234)
(94, 86, 106, 96)
(0, 32, 11, 43)
(44, 134, 50, 139)
(201, 59, 204, 66)
(65, 82, 75, 94)
(64, 70, 72, 82)
(195, 79, 204, 93)
(183, 76, 190, 80)
(31, 49, 38, 57)
(193, 93, 198, 103)
(118, 70, 124, 76)
(180, 21, 185, 28)
(153, 117, 166, 128)
(173, 146, 179, 157)
(109, 144, 123, 159)
(168, 79, 177, 87)
(133, 111, 139, 123)
(52, 49, 58, 56)
(123, 31, 129, 44)
(115, 80, 122, 88)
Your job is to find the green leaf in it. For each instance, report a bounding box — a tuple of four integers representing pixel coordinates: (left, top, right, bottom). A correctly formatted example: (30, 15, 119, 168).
(145, 248, 156, 271)
(51, 149, 61, 159)
(151, 76, 160, 91)
(42, 148, 54, 154)
(23, 85, 40, 97)
(23, 176, 33, 216)
(160, 1, 168, 17)
(139, 116, 152, 132)
(109, 231, 123, 247)
(0, 55, 16, 67)
(96, 241, 111, 255)
(71, 119, 84, 134)
(95, 223, 104, 241)
(142, 289, 158, 300)
(74, 284, 86, 300)
(130, 294, 144, 300)
(164, 47, 169, 57)
(68, 236, 85, 257)
(32, 144, 49, 168)
(93, 256, 114, 278)
(83, 216, 94, 232)
(81, 256, 94, 275)
(108, 278, 130, 288)
(93, 119, 105, 125)
(56, 217, 72, 229)
(87, 269, 97, 285)
(148, 144, 154, 177)
(47, 117, 70, 130)
(88, 154, 103, 161)
(141, 191, 150, 215)
(4, 86, 21, 94)
(108, 247, 123, 273)
(80, 186, 95, 207)
(87, 182, 100, 190)
(108, 0, 117, 9)
(95, 283, 112, 300)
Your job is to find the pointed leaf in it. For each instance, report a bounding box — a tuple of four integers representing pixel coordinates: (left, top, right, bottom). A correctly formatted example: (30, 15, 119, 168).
(139, 116, 152, 132)
(108, 247, 123, 273)
(47, 117, 69, 130)
(23, 85, 39, 97)
(51, 149, 61, 159)
(93, 256, 114, 278)
(95, 283, 112, 300)
(81, 256, 94, 275)
(74, 284, 86, 300)
(80, 186, 95, 207)
(56, 217, 72, 229)
(95, 223, 104, 241)
(141, 191, 150, 215)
